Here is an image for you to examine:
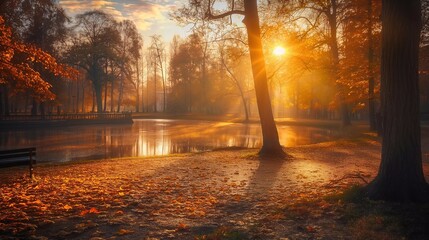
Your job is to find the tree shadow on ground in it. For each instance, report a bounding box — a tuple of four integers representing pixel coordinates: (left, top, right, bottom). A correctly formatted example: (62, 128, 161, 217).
(246, 155, 289, 196)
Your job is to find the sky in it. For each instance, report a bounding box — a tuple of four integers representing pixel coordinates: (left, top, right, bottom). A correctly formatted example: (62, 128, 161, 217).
(58, 0, 192, 44)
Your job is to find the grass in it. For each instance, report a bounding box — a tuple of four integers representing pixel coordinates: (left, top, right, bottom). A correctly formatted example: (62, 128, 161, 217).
(323, 185, 429, 240)
(195, 226, 249, 240)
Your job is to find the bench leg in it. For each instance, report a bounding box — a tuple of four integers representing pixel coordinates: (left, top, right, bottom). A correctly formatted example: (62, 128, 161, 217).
(29, 151, 33, 179)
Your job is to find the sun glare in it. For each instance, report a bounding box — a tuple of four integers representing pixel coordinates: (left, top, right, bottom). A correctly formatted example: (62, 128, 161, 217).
(273, 46, 286, 56)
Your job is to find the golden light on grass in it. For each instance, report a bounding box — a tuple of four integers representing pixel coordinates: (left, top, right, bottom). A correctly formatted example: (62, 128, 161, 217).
(273, 46, 286, 56)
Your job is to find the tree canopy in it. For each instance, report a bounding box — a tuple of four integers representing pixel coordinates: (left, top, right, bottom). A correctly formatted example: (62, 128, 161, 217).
(0, 16, 76, 100)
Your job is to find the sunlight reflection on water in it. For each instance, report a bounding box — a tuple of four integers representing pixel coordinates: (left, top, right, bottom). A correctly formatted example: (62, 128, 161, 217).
(0, 119, 336, 162)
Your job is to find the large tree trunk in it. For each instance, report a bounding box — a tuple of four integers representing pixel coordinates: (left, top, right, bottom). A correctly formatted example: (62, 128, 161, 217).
(243, 0, 284, 156)
(365, 0, 429, 202)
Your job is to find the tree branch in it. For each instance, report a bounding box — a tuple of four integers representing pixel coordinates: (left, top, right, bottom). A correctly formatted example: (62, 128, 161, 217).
(205, 10, 245, 20)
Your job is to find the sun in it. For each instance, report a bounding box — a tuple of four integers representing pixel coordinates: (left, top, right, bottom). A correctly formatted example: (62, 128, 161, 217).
(273, 46, 286, 56)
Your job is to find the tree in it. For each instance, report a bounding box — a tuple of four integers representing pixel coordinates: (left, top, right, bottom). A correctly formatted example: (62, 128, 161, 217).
(129, 29, 143, 113)
(241, 0, 284, 155)
(219, 41, 251, 121)
(117, 20, 141, 112)
(278, 0, 357, 126)
(311, 0, 351, 126)
(66, 10, 120, 113)
(178, 0, 284, 156)
(421, 0, 429, 46)
(366, 0, 377, 131)
(336, 0, 381, 129)
(168, 34, 204, 113)
(0, 0, 68, 53)
(150, 35, 167, 112)
(1, 0, 70, 115)
(365, 0, 429, 202)
(0, 16, 76, 105)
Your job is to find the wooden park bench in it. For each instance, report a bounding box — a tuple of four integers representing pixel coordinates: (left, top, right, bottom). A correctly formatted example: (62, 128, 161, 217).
(0, 147, 36, 178)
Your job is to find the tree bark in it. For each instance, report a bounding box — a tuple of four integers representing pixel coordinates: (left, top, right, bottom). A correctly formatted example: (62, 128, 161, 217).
(243, 0, 284, 156)
(365, 0, 429, 202)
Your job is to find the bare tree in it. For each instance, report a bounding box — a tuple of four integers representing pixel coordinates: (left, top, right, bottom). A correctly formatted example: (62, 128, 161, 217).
(219, 41, 250, 121)
(150, 35, 167, 112)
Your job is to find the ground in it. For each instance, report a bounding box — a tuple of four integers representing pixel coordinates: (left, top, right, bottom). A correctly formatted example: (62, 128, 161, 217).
(1, 130, 429, 239)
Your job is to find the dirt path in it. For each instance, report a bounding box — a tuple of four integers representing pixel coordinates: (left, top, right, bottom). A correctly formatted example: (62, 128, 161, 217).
(1, 137, 428, 239)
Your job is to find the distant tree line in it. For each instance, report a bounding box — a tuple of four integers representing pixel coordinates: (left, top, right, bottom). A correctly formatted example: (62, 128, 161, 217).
(0, 0, 428, 127)
(0, 0, 255, 116)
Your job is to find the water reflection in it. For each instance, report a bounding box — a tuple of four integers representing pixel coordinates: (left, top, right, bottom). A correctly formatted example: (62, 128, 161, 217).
(0, 119, 336, 162)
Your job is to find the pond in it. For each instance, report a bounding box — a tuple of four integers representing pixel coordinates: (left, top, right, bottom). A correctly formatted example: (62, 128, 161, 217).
(0, 119, 337, 163)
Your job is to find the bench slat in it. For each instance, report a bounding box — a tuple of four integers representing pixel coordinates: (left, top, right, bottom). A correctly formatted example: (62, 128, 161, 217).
(0, 152, 36, 160)
(0, 148, 36, 155)
(0, 158, 36, 168)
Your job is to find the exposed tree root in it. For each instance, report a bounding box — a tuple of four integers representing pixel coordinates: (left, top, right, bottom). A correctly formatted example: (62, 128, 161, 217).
(324, 171, 370, 188)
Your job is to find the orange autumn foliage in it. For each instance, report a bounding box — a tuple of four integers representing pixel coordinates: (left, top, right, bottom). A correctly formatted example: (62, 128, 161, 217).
(0, 16, 77, 100)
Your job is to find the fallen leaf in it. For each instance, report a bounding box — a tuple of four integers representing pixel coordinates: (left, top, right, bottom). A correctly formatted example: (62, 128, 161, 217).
(117, 229, 133, 235)
(63, 204, 72, 210)
(89, 207, 100, 214)
(306, 225, 316, 233)
(80, 210, 89, 216)
(176, 222, 188, 231)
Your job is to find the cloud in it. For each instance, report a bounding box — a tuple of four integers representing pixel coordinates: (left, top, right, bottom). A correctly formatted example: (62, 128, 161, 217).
(122, 2, 165, 31)
(59, 0, 117, 14)
(59, 0, 188, 41)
